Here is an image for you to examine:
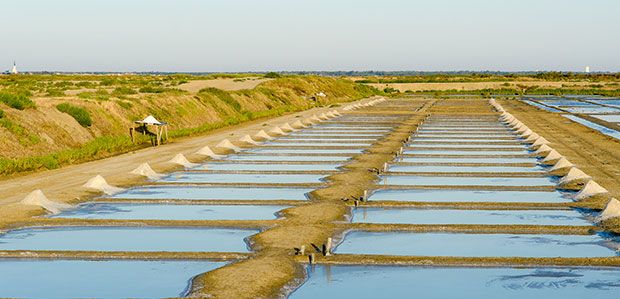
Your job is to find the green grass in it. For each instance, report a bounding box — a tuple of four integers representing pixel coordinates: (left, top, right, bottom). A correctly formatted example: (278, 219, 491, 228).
(56, 103, 93, 127)
(0, 92, 36, 110)
(199, 87, 242, 112)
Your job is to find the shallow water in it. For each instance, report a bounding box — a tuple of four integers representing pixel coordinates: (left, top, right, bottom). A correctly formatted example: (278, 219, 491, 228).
(404, 150, 529, 155)
(53, 203, 286, 220)
(369, 189, 572, 203)
(290, 265, 620, 299)
(289, 131, 385, 137)
(161, 173, 326, 184)
(563, 106, 620, 114)
(389, 165, 544, 173)
(246, 148, 364, 154)
(352, 208, 591, 226)
(200, 163, 341, 171)
(110, 186, 312, 200)
(381, 175, 555, 186)
(0, 260, 226, 299)
(523, 100, 564, 113)
(277, 138, 377, 143)
(408, 143, 525, 149)
(0, 227, 258, 252)
(590, 114, 620, 123)
(335, 231, 618, 257)
(225, 155, 351, 162)
(412, 138, 518, 143)
(267, 142, 372, 147)
(562, 115, 620, 140)
(400, 157, 537, 163)
(415, 134, 515, 138)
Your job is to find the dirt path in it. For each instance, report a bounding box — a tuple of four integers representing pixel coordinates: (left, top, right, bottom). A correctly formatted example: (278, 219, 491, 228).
(177, 78, 271, 93)
(499, 99, 620, 203)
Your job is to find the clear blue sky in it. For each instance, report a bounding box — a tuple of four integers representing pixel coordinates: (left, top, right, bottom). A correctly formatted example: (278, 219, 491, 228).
(1, 0, 619, 72)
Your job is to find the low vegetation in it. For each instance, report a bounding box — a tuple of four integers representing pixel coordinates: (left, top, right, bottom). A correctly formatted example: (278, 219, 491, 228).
(0, 92, 36, 110)
(56, 103, 93, 127)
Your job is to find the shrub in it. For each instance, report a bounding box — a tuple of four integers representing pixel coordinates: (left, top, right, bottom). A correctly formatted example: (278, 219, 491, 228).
(138, 86, 166, 93)
(0, 109, 4, 118)
(264, 72, 281, 78)
(112, 87, 137, 95)
(56, 103, 93, 127)
(0, 92, 36, 110)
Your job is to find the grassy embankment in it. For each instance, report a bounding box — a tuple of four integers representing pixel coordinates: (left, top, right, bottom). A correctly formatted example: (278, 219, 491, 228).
(0, 74, 380, 176)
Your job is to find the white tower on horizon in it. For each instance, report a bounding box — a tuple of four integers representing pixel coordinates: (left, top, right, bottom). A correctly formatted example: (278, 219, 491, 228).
(10, 61, 17, 74)
(585, 66, 590, 73)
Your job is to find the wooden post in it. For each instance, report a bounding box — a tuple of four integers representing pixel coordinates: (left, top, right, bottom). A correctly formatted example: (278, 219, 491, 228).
(362, 190, 368, 201)
(308, 253, 315, 265)
(129, 127, 135, 144)
(325, 238, 332, 256)
(299, 245, 305, 255)
(383, 162, 388, 172)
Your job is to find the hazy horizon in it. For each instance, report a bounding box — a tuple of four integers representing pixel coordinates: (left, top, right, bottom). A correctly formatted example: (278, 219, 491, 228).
(2, 0, 619, 73)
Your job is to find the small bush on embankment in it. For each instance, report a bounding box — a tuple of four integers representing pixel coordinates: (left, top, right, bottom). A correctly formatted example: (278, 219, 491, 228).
(56, 103, 93, 127)
(0, 92, 36, 110)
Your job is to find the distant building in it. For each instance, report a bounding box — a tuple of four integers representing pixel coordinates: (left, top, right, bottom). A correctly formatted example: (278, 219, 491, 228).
(2, 61, 18, 75)
(585, 66, 590, 73)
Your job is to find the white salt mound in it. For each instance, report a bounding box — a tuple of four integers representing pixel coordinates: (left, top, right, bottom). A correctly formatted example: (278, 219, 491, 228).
(254, 130, 274, 141)
(280, 123, 296, 132)
(575, 180, 609, 200)
(20, 190, 72, 214)
(216, 139, 241, 152)
(549, 157, 574, 172)
(599, 198, 620, 221)
(291, 120, 306, 129)
(534, 144, 553, 156)
(269, 126, 287, 136)
(169, 153, 199, 168)
(83, 175, 124, 195)
(541, 150, 563, 164)
(239, 135, 260, 145)
(196, 145, 225, 159)
(559, 167, 591, 185)
(130, 163, 162, 180)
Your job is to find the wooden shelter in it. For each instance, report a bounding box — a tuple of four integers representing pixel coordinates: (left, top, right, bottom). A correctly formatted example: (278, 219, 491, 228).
(130, 115, 169, 146)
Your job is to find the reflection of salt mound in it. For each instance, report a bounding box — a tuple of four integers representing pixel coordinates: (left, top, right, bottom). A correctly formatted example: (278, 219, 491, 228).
(549, 157, 574, 174)
(131, 163, 162, 180)
(216, 139, 241, 152)
(269, 126, 287, 136)
(83, 175, 124, 195)
(534, 144, 553, 156)
(196, 145, 224, 159)
(20, 190, 71, 214)
(239, 135, 260, 145)
(280, 123, 296, 132)
(254, 130, 273, 141)
(291, 120, 306, 129)
(559, 167, 591, 185)
(169, 153, 199, 168)
(599, 198, 620, 221)
(575, 180, 609, 200)
(541, 150, 563, 165)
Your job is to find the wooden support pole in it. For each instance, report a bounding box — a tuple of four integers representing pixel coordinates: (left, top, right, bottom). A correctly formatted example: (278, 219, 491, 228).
(308, 253, 315, 265)
(325, 238, 332, 256)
